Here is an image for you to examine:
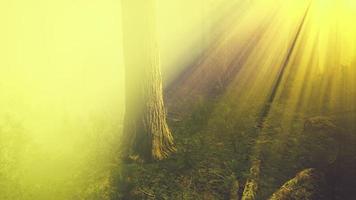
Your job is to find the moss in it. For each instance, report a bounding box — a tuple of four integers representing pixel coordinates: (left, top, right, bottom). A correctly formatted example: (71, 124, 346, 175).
(303, 116, 337, 133)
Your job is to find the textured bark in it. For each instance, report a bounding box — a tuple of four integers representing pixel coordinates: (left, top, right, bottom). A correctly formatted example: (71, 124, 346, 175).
(121, 0, 175, 160)
(142, 49, 176, 160)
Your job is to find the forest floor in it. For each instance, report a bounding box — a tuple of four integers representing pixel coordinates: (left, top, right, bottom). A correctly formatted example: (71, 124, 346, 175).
(114, 97, 356, 200)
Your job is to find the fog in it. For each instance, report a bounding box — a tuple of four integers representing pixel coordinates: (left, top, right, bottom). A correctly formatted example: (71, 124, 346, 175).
(0, 0, 233, 199)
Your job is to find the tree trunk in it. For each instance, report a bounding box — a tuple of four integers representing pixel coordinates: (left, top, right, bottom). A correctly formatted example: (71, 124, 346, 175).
(121, 0, 175, 160)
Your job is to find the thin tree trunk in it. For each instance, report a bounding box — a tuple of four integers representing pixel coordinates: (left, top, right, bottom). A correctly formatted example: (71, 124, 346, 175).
(121, 0, 175, 161)
(241, 2, 312, 199)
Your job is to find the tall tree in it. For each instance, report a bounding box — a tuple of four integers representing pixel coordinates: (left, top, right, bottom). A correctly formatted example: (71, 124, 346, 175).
(121, 0, 175, 160)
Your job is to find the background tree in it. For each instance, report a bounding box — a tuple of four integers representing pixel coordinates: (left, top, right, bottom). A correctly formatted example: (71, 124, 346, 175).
(121, 0, 175, 160)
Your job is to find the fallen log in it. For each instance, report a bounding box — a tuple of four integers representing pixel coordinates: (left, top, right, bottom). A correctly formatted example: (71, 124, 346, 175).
(269, 168, 329, 200)
(241, 160, 261, 200)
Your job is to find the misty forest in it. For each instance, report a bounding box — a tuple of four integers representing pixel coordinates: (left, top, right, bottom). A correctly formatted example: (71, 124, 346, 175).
(1, 0, 356, 199)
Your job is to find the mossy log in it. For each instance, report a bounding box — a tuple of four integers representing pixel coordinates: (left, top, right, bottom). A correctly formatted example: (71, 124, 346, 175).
(241, 160, 261, 200)
(269, 168, 329, 200)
